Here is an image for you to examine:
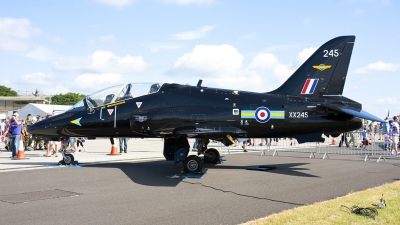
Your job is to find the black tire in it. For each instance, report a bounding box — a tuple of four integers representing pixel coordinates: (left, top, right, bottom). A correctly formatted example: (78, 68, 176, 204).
(63, 154, 74, 165)
(204, 148, 220, 163)
(183, 155, 203, 173)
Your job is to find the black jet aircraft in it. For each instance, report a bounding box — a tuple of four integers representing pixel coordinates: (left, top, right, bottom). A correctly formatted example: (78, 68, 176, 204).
(29, 36, 384, 172)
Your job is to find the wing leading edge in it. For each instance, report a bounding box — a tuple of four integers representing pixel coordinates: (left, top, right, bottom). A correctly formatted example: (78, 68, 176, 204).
(174, 126, 247, 137)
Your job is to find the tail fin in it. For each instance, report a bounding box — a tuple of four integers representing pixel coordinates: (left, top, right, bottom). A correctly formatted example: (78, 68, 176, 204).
(270, 36, 355, 96)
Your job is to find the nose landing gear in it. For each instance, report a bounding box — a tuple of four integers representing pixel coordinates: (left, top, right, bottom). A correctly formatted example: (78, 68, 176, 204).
(58, 139, 77, 165)
(59, 153, 75, 165)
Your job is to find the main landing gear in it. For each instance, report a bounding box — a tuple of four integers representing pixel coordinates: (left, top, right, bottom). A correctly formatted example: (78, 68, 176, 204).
(203, 148, 220, 163)
(163, 137, 221, 173)
(183, 155, 203, 173)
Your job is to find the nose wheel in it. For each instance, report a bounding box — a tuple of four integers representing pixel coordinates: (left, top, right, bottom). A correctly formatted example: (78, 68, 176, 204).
(58, 153, 75, 165)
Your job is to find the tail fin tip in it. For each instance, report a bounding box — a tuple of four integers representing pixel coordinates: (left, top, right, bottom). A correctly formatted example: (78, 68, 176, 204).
(270, 36, 356, 97)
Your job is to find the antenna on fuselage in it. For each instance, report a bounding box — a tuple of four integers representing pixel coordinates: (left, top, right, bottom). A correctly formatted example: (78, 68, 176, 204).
(197, 79, 202, 87)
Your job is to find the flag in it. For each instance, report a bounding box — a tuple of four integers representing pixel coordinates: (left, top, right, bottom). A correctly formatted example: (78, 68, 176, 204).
(301, 79, 318, 94)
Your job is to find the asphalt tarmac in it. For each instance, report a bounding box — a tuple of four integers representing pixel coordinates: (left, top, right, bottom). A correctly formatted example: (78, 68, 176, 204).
(0, 139, 399, 225)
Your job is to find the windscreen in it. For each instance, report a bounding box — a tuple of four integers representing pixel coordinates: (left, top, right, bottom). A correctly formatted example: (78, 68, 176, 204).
(73, 83, 163, 109)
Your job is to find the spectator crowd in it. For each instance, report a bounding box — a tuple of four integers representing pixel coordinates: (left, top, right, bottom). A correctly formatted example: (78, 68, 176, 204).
(1, 112, 88, 158)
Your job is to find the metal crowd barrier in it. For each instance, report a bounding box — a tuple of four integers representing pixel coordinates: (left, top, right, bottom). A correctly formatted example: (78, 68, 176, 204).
(206, 131, 399, 163)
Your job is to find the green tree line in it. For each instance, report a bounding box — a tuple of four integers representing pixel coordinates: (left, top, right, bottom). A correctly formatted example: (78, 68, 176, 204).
(1, 85, 86, 105)
(50, 92, 87, 105)
(0, 85, 18, 96)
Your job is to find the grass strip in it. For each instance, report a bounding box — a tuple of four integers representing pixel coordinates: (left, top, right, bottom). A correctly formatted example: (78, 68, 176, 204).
(242, 181, 400, 225)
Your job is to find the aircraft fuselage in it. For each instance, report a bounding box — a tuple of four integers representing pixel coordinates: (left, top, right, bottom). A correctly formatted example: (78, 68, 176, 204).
(29, 83, 362, 141)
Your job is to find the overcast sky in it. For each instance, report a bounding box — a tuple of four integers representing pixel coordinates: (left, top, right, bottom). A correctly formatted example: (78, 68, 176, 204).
(0, 0, 399, 118)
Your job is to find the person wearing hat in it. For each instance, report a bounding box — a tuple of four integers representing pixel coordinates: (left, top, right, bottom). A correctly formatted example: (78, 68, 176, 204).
(24, 114, 33, 150)
(45, 112, 52, 118)
(1, 113, 22, 158)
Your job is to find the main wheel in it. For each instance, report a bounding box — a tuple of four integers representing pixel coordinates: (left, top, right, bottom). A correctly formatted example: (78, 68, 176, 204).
(63, 154, 74, 165)
(183, 155, 203, 173)
(204, 148, 220, 163)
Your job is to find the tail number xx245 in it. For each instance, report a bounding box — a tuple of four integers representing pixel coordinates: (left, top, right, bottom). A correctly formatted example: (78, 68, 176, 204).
(289, 112, 308, 118)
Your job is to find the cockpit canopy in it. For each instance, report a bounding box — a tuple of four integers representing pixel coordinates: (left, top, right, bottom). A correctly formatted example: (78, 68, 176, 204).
(68, 83, 161, 111)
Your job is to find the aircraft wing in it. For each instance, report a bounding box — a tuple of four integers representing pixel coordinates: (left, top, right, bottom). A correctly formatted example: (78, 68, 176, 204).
(320, 104, 385, 123)
(160, 126, 247, 137)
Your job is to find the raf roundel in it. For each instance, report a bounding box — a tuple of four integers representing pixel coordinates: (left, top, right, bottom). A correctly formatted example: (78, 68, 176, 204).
(255, 106, 271, 123)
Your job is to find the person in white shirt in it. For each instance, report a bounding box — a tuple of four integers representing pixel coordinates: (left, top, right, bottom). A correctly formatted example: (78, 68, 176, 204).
(0, 119, 5, 137)
(389, 116, 400, 154)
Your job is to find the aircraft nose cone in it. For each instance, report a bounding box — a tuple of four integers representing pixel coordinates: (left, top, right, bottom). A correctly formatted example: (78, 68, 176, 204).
(27, 120, 45, 134)
(28, 119, 57, 137)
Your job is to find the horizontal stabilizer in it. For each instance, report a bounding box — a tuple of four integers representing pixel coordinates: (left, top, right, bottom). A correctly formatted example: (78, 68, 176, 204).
(340, 108, 385, 123)
(320, 103, 384, 123)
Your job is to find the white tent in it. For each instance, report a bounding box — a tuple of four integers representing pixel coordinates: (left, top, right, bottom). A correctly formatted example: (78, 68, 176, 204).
(16, 103, 72, 119)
